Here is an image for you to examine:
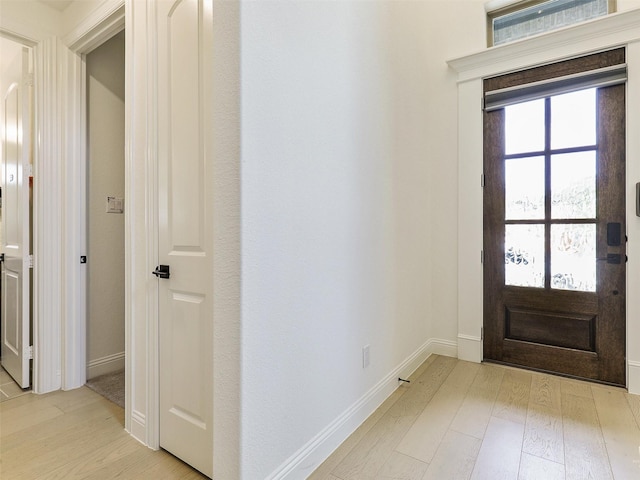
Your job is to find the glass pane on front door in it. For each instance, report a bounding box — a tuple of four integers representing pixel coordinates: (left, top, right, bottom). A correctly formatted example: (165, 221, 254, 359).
(503, 86, 598, 292)
(505, 224, 545, 288)
(551, 88, 596, 150)
(551, 151, 596, 219)
(551, 223, 596, 292)
(505, 156, 545, 220)
(505, 99, 545, 155)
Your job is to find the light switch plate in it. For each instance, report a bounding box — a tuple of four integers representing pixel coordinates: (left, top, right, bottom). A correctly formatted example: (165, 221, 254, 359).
(106, 196, 124, 214)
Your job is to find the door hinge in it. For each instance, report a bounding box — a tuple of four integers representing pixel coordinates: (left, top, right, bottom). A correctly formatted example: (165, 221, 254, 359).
(481, 327, 484, 341)
(481, 250, 484, 264)
(481, 174, 485, 188)
(26, 164, 33, 177)
(28, 254, 34, 269)
(26, 345, 33, 360)
(25, 73, 34, 87)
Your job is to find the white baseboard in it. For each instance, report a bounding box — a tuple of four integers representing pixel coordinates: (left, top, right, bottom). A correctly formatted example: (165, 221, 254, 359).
(629, 360, 640, 395)
(457, 334, 482, 363)
(87, 352, 125, 379)
(128, 409, 147, 445)
(265, 337, 456, 480)
(428, 338, 458, 358)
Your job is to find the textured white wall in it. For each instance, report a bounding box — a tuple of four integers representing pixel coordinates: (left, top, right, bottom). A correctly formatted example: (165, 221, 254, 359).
(412, 0, 487, 343)
(0, 0, 62, 37)
(211, 0, 242, 477)
(239, 1, 490, 477)
(620, 0, 640, 11)
(86, 30, 125, 377)
(61, 0, 106, 34)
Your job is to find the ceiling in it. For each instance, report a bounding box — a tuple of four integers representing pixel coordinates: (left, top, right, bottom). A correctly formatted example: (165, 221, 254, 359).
(37, 0, 74, 12)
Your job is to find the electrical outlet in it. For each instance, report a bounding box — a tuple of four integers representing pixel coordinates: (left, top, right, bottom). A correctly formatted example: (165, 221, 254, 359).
(362, 345, 370, 368)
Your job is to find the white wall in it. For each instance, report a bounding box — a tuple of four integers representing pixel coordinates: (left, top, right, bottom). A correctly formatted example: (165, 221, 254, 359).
(239, 1, 486, 477)
(61, 0, 107, 35)
(211, 1, 242, 477)
(241, 1, 640, 477)
(620, 0, 640, 12)
(86, 30, 125, 378)
(0, 0, 62, 38)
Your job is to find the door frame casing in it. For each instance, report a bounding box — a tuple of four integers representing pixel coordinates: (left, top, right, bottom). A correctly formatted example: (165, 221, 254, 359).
(62, 0, 161, 447)
(449, 9, 640, 394)
(1, 38, 33, 389)
(0, 27, 63, 394)
(482, 75, 626, 384)
(1, 0, 128, 397)
(60, 0, 126, 389)
(60, 0, 142, 437)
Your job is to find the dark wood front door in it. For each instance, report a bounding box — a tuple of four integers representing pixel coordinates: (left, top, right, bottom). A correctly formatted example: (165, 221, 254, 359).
(483, 57, 626, 386)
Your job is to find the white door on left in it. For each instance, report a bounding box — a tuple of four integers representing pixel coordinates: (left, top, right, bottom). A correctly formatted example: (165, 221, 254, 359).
(1, 45, 33, 389)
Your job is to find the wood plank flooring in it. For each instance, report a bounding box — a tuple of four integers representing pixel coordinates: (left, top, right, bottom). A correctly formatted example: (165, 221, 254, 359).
(0, 367, 31, 403)
(311, 356, 640, 480)
(0, 385, 207, 479)
(2, 357, 640, 479)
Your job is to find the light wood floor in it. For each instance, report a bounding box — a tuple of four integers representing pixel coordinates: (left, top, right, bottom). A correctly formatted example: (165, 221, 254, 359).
(0, 385, 207, 479)
(310, 355, 640, 480)
(2, 357, 640, 479)
(0, 367, 31, 402)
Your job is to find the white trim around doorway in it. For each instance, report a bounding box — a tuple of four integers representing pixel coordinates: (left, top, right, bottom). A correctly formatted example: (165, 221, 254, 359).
(0, 28, 63, 395)
(60, 0, 131, 419)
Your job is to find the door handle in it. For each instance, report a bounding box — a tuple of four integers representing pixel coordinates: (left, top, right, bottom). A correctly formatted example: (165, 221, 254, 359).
(152, 265, 170, 279)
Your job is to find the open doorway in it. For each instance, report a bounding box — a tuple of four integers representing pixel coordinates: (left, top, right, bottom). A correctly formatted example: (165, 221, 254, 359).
(0, 35, 33, 401)
(84, 30, 125, 409)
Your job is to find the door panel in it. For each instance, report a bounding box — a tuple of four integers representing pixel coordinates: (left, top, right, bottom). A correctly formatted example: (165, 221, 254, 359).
(157, 0, 213, 477)
(483, 75, 625, 385)
(1, 47, 32, 389)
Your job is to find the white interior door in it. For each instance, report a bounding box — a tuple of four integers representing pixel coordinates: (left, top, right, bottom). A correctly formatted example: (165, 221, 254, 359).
(1, 47, 32, 389)
(157, 0, 213, 477)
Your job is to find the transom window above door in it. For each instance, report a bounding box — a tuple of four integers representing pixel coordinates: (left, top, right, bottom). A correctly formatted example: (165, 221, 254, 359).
(487, 0, 616, 47)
